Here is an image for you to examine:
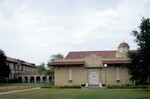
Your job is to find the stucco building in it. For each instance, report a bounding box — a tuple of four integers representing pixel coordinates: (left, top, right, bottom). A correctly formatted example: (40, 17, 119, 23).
(6, 57, 52, 83)
(49, 42, 132, 87)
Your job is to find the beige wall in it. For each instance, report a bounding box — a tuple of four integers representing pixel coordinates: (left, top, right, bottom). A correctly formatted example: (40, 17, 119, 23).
(55, 66, 87, 85)
(100, 66, 131, 85)
(54, 65, 131, 86)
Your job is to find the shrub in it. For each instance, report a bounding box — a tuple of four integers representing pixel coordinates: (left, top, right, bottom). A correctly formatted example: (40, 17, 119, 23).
(107, 84, 148, 89)
(41, 85, 81, 89)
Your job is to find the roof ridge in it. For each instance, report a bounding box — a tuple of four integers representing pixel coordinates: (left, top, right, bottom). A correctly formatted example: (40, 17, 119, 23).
(68, 50, 117, 53)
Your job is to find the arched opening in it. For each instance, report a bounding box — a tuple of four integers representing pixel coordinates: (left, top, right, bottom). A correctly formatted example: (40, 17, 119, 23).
(43, 76, 47, 83)
(24, 76, 28, 83)
(30, 76, 34, 83)
(36, 76, 41, 83)
(18, 76, 22, 83)
(49, 76, 52, 83)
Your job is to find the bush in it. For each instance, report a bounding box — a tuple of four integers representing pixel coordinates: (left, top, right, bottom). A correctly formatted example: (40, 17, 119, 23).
(41, 85, 81, 89)
(0, 79, 18, 83)
(107, 84, 148, 89)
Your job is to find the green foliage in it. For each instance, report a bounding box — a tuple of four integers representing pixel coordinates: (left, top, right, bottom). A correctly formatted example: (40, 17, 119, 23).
(128, 17, 150, 84)
(37, 63, 46, 75)
(0, 49, 10, 80)
(107, 84, 149, 89)
(48, 53, 64, 71)
(37, 62, 54, 76)
(41, 85, 81, 89)
(50, 53, 64, 62)
(44, 69, 54, 76)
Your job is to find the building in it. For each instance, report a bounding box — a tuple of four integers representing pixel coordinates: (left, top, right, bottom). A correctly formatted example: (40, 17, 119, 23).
(6, 57, 52, 83)
(49, 42, 132, 87)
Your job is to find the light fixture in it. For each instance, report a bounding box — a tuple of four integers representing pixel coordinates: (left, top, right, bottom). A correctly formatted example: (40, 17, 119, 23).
(104, 64, 107, 67)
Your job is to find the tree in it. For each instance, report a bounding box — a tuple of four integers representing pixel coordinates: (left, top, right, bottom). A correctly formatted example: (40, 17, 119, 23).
(47, 53, 64, 76)
(37, 62, 46, 75)
(48, 53, 64, 68)
(50, 53, 64, 62)
(44, 68, 54, 76)
(0, 49, 10, 80)
(128, 17, 150, 84)
(37, 62, 54, 76)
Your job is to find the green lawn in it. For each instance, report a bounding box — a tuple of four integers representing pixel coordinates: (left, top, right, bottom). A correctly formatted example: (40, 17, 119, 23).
(0, 83, 48, 92)
(0, 89, 149, 99)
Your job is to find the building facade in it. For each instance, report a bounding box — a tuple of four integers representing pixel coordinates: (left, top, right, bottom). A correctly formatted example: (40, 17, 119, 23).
(6, 57, 52, 83)
(50, 42, 132, 87)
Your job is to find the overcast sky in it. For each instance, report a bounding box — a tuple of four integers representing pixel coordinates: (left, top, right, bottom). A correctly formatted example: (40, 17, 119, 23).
(0, 0, 150, 65)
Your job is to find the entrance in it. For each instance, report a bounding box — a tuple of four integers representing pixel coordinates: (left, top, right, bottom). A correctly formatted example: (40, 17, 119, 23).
(89, 71, 99, 85)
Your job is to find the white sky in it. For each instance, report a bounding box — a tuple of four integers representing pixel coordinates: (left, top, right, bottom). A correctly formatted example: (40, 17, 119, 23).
(0, 0, 150, 65)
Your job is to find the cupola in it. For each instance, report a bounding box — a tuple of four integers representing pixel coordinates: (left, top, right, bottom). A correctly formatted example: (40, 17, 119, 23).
(115, 42, 130, 58)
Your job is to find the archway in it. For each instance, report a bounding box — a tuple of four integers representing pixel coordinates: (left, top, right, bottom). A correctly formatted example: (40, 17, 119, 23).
(30, 76, 34, 83)
(43, 76, 47, 83)
(89, 71, 99, 85)
(18, 76, 22, 83)
(49, 76, 52, 83)
(24, 76, 28, 83)
(36, 76, 41, 83)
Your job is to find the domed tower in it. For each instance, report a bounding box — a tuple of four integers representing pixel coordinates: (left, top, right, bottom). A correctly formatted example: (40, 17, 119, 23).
(115, 42, 130, 58)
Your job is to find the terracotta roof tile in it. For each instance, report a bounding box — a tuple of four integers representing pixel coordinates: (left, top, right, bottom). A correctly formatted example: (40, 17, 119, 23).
(50, 61, 85, 66)
(6, 57, 17, 63)
(102, 60, 130, 64)
(65, 51, 117, 59)
(6, 56, 36, 67)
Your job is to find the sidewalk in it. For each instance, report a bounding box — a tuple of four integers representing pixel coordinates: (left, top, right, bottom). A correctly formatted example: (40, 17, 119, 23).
(0, 87, 41, 95)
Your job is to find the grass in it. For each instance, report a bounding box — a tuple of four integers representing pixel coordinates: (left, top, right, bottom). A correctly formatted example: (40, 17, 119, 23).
(0, 89, 149, 99)
(0, 83, 48, 92)
(107, 84, 149, 89)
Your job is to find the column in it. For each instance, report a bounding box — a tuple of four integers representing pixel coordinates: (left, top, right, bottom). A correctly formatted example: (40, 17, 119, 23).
(28, 77, 30, 83)
(47, 76, 49, 83)
(34, 76, 36, 83)
(41, 76, 43, 83)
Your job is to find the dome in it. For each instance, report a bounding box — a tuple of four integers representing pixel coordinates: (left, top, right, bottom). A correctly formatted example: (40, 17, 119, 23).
(118, 42, 129, 48)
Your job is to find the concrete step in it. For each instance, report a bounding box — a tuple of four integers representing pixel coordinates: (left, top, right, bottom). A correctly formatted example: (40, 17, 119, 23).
(88, 84, 101, 89)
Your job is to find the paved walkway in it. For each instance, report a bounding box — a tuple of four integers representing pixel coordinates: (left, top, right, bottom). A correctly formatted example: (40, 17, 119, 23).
(0, 87, 41, 95)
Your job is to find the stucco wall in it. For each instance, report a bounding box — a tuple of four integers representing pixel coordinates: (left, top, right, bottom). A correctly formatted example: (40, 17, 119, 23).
(55, 66, 131, 86)
(55, 66, 87, 85)
(100, 66, 131, 85)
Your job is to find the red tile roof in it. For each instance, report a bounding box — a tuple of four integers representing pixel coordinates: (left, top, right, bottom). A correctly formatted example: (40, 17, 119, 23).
(6, 56, 36, 67)
(66, 51, 117, 59)
(50, 60, 130, 66)
(16, 72, 39, 75)
(50, 61, 85, 66)
(102, 60, 130, 64)
(6, 57, 17, 63)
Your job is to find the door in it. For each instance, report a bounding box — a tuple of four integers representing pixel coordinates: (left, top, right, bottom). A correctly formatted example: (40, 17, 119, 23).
(89, 71, 99, 85)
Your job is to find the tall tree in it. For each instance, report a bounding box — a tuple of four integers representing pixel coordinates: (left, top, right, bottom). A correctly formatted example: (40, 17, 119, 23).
(37, 62, 54, 76)
(37, 62, 46, 75)
(47, 53, 64, 75)
(128, 17, 150, 84)
(0, 49, 10, 80)
(50, 53, 64, 62)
